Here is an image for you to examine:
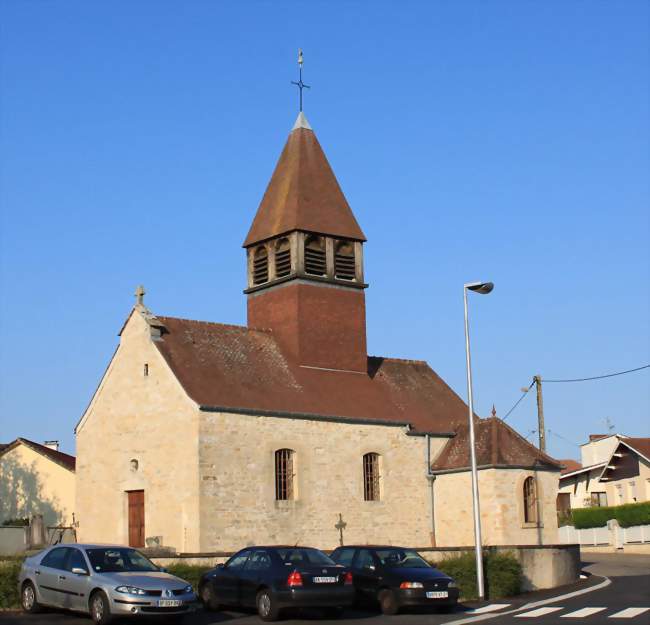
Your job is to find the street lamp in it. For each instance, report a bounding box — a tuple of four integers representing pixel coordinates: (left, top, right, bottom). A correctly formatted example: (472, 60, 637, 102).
(463, 280, 494, 600)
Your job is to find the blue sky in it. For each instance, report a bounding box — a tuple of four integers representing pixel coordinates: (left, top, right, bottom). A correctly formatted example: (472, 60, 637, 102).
(1, 1, 648, 459)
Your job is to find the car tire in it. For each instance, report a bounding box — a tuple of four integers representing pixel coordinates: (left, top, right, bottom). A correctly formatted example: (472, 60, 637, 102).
(199, 583, 221, 611)
(323, 606, 344, 618)
(90, 590, 113, 625)
(21, 581, 41, 613)
(378, 589, 399, 615)
(256, 588, 280, 622)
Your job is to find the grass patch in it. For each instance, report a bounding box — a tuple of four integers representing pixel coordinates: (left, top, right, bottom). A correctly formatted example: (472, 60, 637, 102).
(164, 563, 213, 590)
(0, 559, 23, 609)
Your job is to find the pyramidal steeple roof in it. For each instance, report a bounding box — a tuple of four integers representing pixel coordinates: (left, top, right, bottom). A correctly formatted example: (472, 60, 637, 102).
(243, 113, 366, 247)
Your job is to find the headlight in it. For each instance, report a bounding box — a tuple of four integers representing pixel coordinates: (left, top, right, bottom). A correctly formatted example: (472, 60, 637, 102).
(447, 581, 458, 589)
(115, 586, 146, 595)
(399, 581, 424, 589)
(184, 585, 193, 593)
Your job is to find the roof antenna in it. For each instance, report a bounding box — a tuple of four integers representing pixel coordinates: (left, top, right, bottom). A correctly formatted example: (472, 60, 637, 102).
(291, 49, 310, 112)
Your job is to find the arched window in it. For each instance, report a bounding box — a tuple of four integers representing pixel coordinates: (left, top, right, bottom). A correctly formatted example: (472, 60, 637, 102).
(335, 240, 356, 281)
(275, 449, 295, 500)
(304, 235, 326, 276)
(363, 453, 381, 501)
(252, 246, 269, 285)
(523, 476, 538, 523)
(275, 238, 291, 278)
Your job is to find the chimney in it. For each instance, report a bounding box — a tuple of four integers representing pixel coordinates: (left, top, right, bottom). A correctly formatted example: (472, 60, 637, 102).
(43, 440, 59, 452)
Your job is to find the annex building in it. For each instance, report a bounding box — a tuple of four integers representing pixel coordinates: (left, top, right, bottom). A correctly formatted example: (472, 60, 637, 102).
(75, 112, 562, 554)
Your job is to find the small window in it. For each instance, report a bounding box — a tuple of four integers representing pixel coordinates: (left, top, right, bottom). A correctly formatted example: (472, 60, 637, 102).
(275, 238, 292, 278)
(363, 453, 381, 501)
(41, 547, 69, 570)
(304, 235, 326, 276)
(591, 492, 608, 507)
(275, 449, 295, 500)
(143, 363, 149, 377)
(253, 246, 269, 285)
(335, 240, 356, 281)
(66, 548, 88, 573)
(523, 476, 538, 524)
(225, 551, 250, 570)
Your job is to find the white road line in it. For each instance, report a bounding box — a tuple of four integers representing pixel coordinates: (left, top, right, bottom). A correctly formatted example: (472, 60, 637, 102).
(515, 607, 565, 618)
(561, 607, 607, 618)
(609, 608, 650, 619)
(467, 604, 511, 614)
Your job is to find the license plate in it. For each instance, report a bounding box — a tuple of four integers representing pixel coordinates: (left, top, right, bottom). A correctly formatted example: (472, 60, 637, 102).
(313, 576, 337, 583)
(158, 599, 182, 607)
(426, 591, 448, 599)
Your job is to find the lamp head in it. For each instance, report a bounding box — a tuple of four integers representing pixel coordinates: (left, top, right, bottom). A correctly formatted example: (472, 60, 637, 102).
(465, 281, 494, 295)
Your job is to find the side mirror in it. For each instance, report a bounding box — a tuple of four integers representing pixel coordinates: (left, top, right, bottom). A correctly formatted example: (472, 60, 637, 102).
(71, 567, 89, 576)
(216, 563, 224, 569)
(159, 567, 168, 573)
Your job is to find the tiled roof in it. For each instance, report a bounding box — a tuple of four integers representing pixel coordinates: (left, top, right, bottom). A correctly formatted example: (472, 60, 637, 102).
(0, 438, 76, 471)
(153, 316, 470, 434)
(621, 437, 650, 462)
(559, 459, 582, 475)
(431, 417, 562, 472)
(243, 118, 366, 247)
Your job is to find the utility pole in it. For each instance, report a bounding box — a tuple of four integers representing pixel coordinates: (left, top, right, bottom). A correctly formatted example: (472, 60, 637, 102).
(534, 375, 546, 452)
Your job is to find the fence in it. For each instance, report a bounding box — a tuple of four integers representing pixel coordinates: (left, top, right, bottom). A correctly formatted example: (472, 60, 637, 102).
(559, 521, 650, 547)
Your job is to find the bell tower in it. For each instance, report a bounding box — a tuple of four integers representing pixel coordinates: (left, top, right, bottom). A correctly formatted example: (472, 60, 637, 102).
(244, 112, 368, 373)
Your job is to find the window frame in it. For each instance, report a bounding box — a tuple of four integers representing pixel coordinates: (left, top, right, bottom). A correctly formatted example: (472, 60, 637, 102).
(523, 476, 538, 525)
(275, 448, 295, 501)
(363, 452, 381, 501)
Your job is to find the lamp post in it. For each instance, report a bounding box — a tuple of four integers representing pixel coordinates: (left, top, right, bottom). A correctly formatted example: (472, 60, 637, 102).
(463, 280, 494, 600)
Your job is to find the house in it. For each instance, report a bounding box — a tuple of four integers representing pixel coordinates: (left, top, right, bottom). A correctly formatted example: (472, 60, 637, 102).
(75, 111, 562, 553)
(557, 434, 650, 518)
(0, 438, 76, 527)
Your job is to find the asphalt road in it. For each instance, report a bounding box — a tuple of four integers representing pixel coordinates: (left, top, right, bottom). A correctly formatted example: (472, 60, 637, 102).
(2, 552, 648, 625)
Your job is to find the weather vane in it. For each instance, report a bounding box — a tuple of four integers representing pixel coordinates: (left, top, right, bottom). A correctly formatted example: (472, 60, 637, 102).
(291, 48, 310, 112)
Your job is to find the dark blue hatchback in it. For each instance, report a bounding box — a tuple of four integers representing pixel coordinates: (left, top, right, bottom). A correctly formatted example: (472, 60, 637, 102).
(199, 546, 354, 621)
(330, 545, 459, 614)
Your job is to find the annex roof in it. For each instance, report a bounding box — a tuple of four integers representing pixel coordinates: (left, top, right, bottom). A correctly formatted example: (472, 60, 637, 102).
(152, 316, 469, 434)
(620, 437, 650, 463)
(0, 438, 76, 472)
(243, 113, 366, 247)
(559, 459, 582, 475)
(430, 417, 562, 472)
(558, 461, 607, 480)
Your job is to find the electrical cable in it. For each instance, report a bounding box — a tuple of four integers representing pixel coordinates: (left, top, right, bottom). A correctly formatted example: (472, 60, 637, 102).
(544, 364, 649, 383)
(502, 379, 535, 422)
(547, 429, 580, 448)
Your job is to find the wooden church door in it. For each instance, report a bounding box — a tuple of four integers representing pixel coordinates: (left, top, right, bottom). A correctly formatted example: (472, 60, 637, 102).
(127, 490, 145, 547)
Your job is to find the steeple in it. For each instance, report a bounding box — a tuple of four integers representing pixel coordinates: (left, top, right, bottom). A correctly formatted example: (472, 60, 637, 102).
(244, 113, 368, 373)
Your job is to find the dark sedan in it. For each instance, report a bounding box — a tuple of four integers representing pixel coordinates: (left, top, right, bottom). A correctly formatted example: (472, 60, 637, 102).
(330, 545, 459, 615)
(198, 546, 355, 621)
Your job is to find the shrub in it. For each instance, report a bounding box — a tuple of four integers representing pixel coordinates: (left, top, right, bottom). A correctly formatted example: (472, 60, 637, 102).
(0, 559, 22, 609)
(165, 563, 213, 591)
(435, 551, 522, 601)
(571, 501, 650, 529)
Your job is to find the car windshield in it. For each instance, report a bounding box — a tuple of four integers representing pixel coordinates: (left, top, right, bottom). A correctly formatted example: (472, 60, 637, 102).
(85, 548, 159, 573)
(276, 548, 336, 566)
(375, 549, 431, 569)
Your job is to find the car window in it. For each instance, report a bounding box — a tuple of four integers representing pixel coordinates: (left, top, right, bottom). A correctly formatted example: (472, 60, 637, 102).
(226, 551, 250, 571)
(332, 548, 355, 566)
(66, 548, 88, 572)
(246, 551, 272, 572)
(41, 547, 69, 570)
(276, 548, 335, 566)
(375, 549, 430, 569)
(354, 549, 375, 570)
(86, 548, 158, 573)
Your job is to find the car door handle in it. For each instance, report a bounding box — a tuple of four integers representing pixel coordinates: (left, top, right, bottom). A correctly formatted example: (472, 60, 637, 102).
(58, 575, 66, 580)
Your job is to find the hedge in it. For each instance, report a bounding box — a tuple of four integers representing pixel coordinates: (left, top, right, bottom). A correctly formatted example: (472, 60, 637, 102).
(0, 559, 22, 609)
(572, 501, 650, 529)
(165, 563, 212, 590)
(434, 551, 522, 601)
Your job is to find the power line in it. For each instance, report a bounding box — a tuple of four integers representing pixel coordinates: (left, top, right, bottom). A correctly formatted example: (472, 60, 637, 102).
(502, 380, 535, 422)
(547, 429, 580, 448)
(544, 364, 649, 383)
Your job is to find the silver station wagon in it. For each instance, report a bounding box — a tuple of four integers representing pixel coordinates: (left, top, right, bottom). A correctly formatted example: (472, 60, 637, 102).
(18, 543, 196, 624)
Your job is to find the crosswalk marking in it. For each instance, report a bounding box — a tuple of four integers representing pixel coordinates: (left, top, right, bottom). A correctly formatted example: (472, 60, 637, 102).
(609, 608, 650, 619)
(561, 607, 607, 618)
(516, 607, 564, 618)
(467, 603, 511, 614)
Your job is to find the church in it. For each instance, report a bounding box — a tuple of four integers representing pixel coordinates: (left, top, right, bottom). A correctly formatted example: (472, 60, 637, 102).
(75, 110, 562, 554)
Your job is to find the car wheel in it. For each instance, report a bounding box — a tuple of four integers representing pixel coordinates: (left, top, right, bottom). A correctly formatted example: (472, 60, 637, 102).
(323, 606, 344, 618)
(256, 588, 280, 622)
(90, 590, 113, 625)
(21, 581, 41, 613)
(199, 583, 221, 611)
(378, 589, 399, 615)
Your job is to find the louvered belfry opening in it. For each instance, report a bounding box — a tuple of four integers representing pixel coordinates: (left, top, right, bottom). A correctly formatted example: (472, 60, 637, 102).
(335, 240, 356, 281)
(275, 448, 294, 500)
(304, 235, 327, 276)
(523, 476, 537, 523)
(275, 238, 291, 278)
(252, 246, 269, 285)
(363, 452, 380, 501)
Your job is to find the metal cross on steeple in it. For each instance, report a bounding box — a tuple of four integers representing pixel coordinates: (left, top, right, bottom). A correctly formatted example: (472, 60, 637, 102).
(135, 284, 146, 306)
(291, 49, 310, 112)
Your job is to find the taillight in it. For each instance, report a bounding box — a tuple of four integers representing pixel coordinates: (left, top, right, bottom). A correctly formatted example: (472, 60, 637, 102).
(344, 572, 353, 585)
(287, 571, 303, 587)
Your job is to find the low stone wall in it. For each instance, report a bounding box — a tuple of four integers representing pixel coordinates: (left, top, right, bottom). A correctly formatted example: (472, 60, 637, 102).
(151, 543, 580, 593)
(0, 527, 28, 556)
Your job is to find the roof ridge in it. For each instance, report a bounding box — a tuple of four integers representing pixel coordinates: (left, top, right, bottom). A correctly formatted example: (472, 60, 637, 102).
(490, 417, 562, 467)
(157, 316, 270, 335)
(371, 356, 429, 365)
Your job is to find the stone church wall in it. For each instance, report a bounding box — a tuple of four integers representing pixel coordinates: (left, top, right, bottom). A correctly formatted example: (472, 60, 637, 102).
(75, 312, 201, 552)
(198, 411, 447, 551)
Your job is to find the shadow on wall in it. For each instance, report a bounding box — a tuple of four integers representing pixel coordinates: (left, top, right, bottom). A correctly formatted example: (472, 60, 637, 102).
(0, 455, 64, 527)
